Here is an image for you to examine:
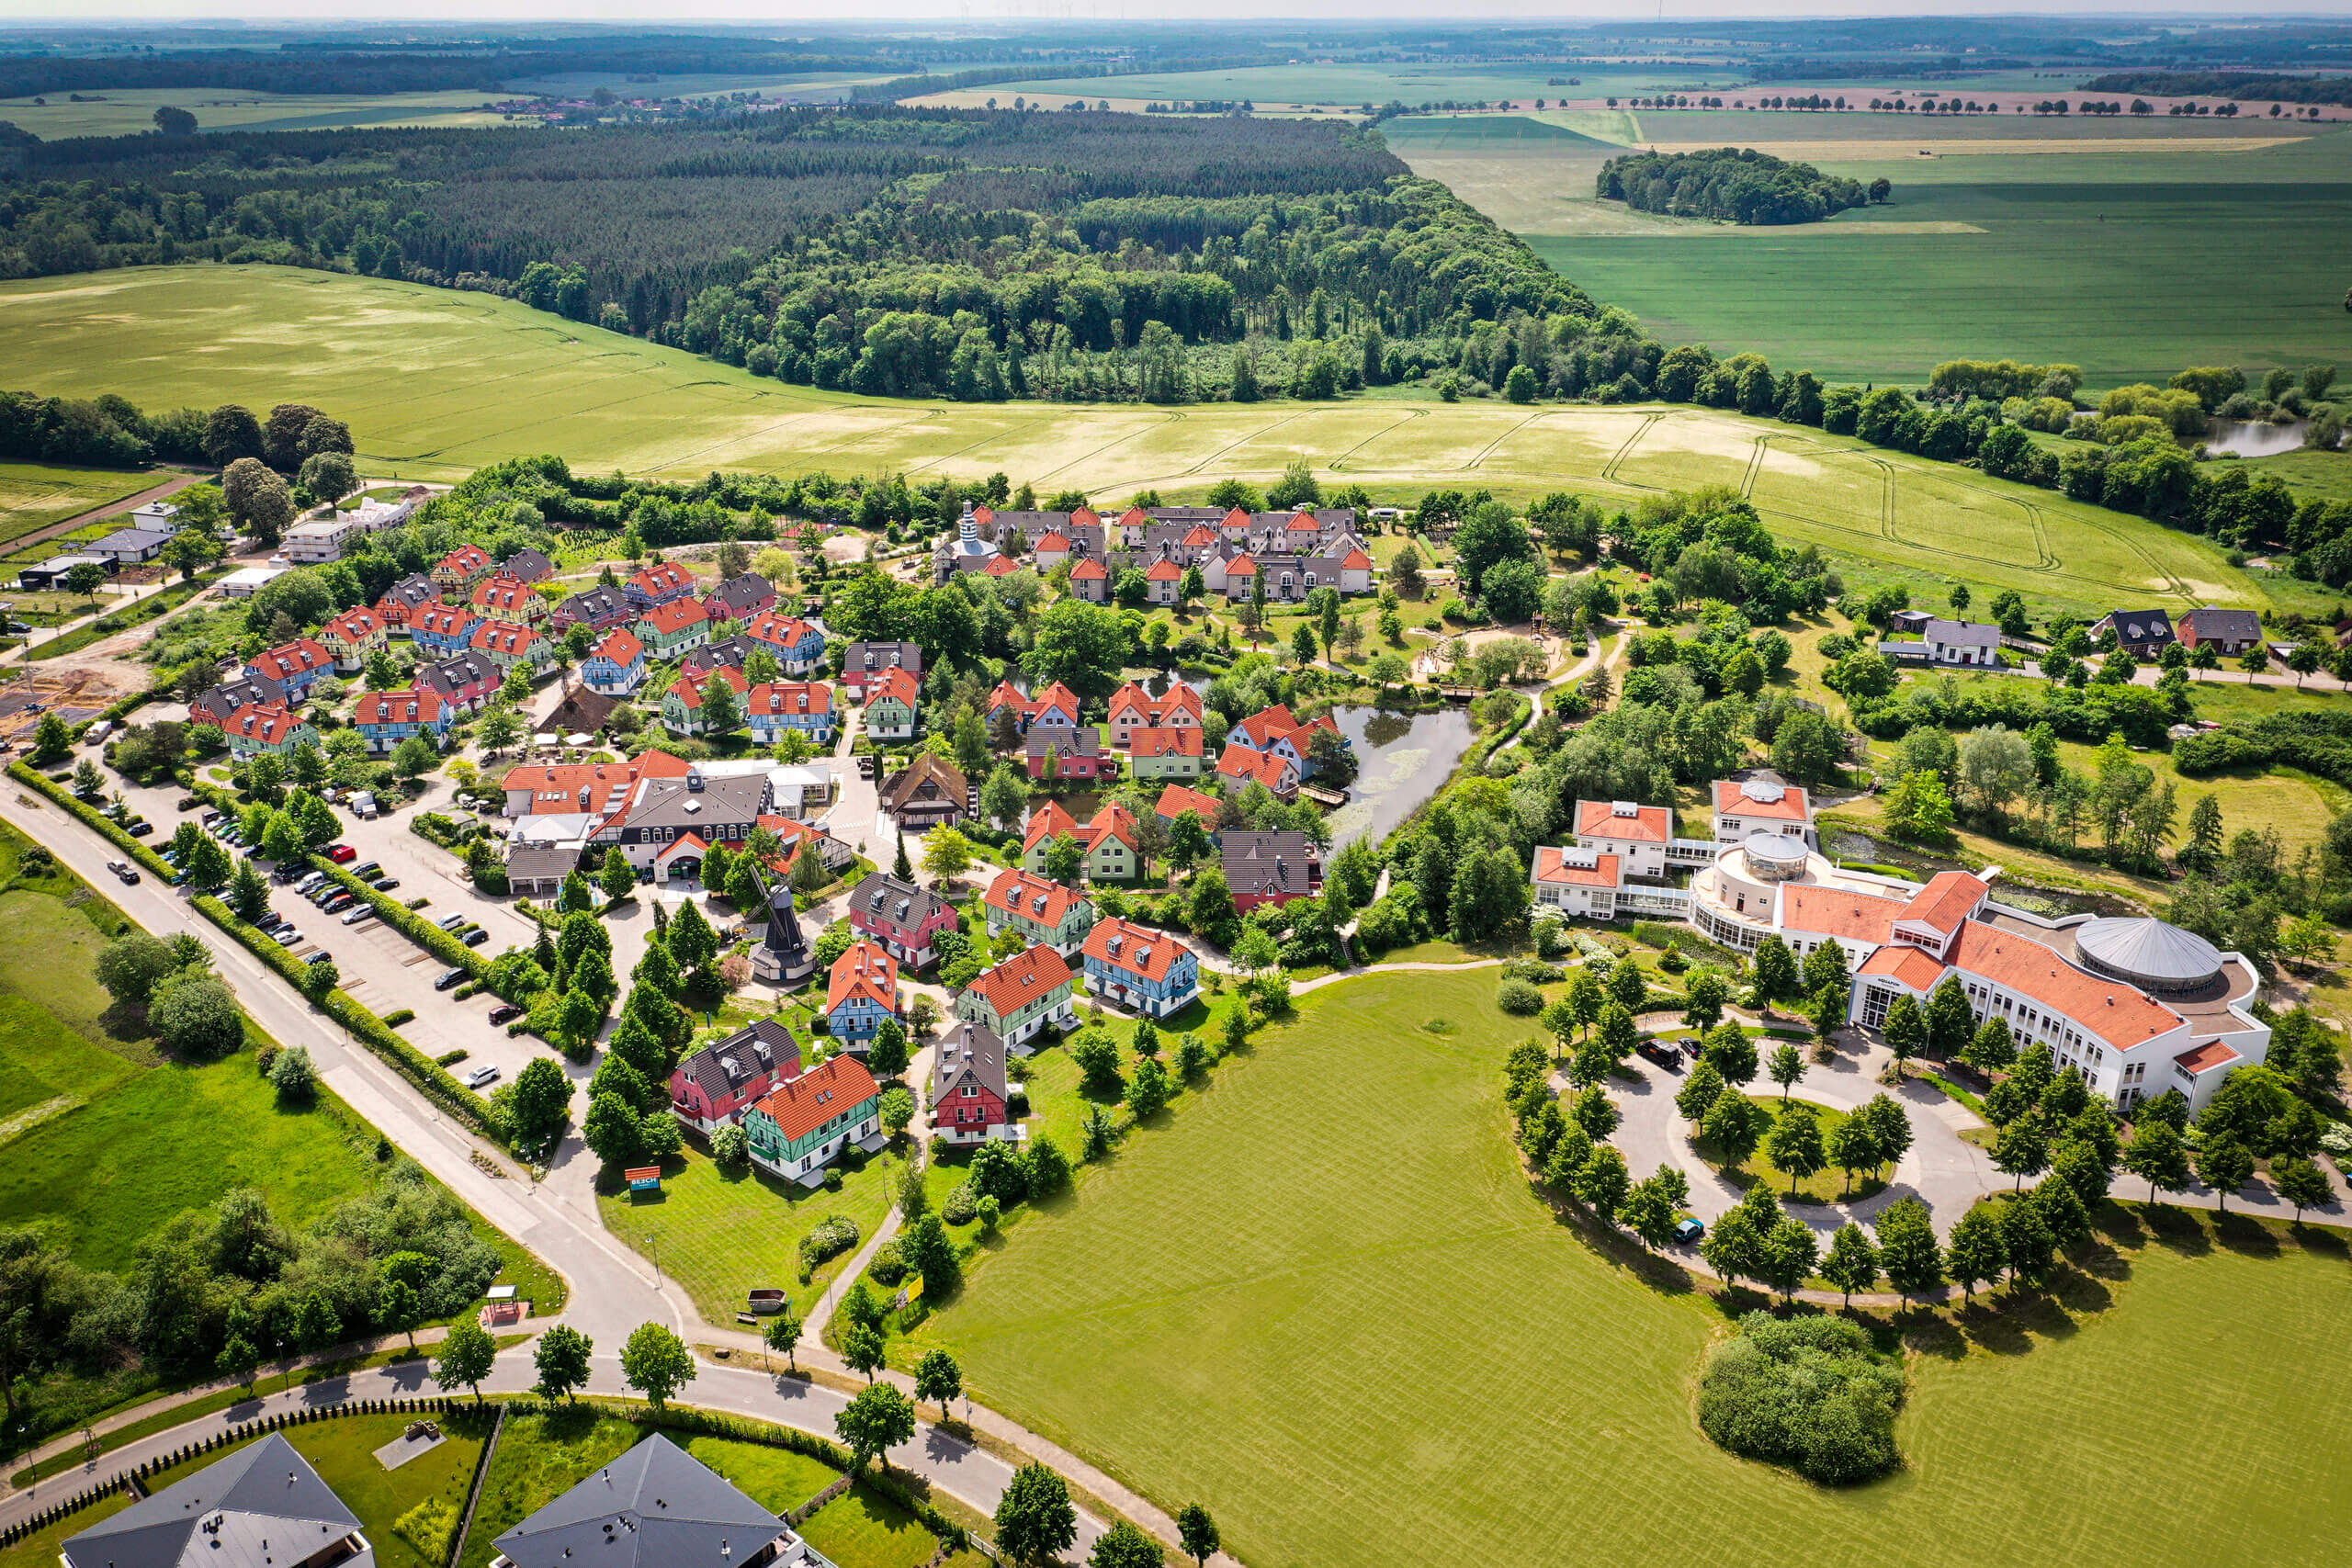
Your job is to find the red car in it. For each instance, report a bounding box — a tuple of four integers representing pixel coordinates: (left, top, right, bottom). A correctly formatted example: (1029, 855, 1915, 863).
(326, 844, 357, 863)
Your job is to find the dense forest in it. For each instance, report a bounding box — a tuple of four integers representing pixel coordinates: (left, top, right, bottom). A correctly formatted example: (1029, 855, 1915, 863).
(2080, 71, 2352, 106)
(0, 105, 1645, 405)
(1596, 148, 1878, 226)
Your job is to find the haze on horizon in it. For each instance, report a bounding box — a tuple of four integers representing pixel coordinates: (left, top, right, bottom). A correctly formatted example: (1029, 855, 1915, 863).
(11, 1, 2352, 22)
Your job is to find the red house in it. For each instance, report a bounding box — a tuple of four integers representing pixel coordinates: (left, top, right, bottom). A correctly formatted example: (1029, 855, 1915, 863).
(846, 872, 961, 968)
(931, 1020, 1015, 1147)
(1025, 725, 1113, 780)
(667, 1018, 801, 1134)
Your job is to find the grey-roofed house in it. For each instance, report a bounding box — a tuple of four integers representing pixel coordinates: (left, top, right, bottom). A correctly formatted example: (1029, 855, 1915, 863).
(931, 1019, 1016, 1145)
(88, 526, 175, 563)
(1880, 616, 2004, 668)
(2177, 605, 2263, 655)
(505, 842, 584, 898)
(2090, 608, 2177, 658)
(602, 768, 770, 869)
(1224, 829, 1323, 911)
(838, 640, 922, 699)
(500, 547, 556, 583)
(192, 671, 289, 727)
(17, 553, 115, 591)
(489, 1433, 828, 1568)
(705, 571, 775, 619)
(682, 632, 760, 682)
(670, 1015, 801, 1130)
(62, 1431, 371, 1568)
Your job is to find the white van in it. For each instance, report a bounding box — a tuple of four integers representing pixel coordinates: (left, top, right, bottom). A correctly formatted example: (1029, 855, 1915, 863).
(84, 720, 114, 746)
(352, 791, 379, 819)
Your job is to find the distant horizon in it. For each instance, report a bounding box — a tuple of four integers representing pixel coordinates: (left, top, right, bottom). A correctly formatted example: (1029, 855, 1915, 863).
(10, 3, 2352, 24)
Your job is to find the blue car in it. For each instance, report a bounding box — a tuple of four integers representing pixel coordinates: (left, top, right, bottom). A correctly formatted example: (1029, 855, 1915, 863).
(1674, 1217, 1705, 1244)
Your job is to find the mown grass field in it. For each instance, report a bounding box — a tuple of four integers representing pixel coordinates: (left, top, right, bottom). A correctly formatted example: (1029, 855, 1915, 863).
(910, 967, 2352, 1568)
(0, 265, 2264, 624)
(0, 459, 156, 548)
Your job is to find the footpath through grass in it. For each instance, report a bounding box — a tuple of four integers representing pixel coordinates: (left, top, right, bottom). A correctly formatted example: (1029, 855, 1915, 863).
(911, 966, 2352, 1568)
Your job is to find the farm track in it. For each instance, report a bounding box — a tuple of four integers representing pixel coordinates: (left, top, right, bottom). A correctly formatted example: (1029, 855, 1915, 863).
(1326, 406, 1426, 470)
(1599, 411, 1662, 482)
(1464, 411, 1545, 468)
(1185, 412, 1299, 474)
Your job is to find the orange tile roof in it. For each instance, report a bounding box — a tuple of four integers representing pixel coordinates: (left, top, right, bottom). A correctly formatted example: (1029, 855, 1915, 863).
(1029, 682, 1081, 718)
(753, 1055, 879, 1142)
(470, 620, 542, 658)
(225, 703, 304, 744)
(1947, 922, 2183, 1048)
(436, 544, 491, 576)
(744, 609, 818, 647)
(1779, 886, 1905, 944)
(1035, 531, 1071, 552)
(1154, 783, 1220, 822)
(983, 556, 1024, 577)
(322, 607, 381, 641)
(1069, 558, 1108, 581)
(1286, 509, 1321, 531)
(1069, 505, 1102, 527)
(1574, 799, 1673, 844)
(354, 687, 444, 727)
(1856, 943, 1946, 991)
(1232, 703, 1337, 751)
(1713, 780, 1813, 822)
(502, 750, 691, 814)
(251, 637, 333, 681)
(670, 666, 750, 708)
(413, 605, 476, 637)
(1131, 727, 1204, 759)
(1225, 554, 1258, 577)
(1081, 802, 1139, 853)
(1901, 871, 1987, 935)
(1023, 798, 1080, 852)
(1182, 525, 1219, 547)
(1081, 916, 1192, 982)
(866, 665, 919, 705)
(1340, 548, 1373, 570)
(827, 941, 899, 1013)
(1532, 845, 1622, 888)
(1146, 558, 1183, 581)
(1217, 745, 1297, 790)
(470, 575, 537, 615)
(985, 867, 1086, 929)
(965, 945, 1074, 1021)
(1117, 505, 1146, 526)
(1222, 506, 1250, 528)
(593, 627, 644, 666)
(746, 681, 833, 716)
(640, 599, 708, 635)
(629, 562, 695, 597)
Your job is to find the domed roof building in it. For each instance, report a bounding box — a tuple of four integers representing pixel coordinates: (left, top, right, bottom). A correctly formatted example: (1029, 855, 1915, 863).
(2073, 916, 2228, 995)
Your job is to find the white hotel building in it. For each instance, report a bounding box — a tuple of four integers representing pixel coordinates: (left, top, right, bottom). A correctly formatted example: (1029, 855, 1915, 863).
(1536, 779, 2269, 1111)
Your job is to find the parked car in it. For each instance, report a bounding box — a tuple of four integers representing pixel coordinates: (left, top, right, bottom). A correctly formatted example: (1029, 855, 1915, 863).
(326, 844, 357, 863)
(105, 860, 140, 885)
(487, 1002, 523, 1025)
(295, 872, 326, 894)
(274, 929, 301, 948)
(434, 966, 468, 991)
(351, 862, 380, 880)
(1674, 1217, 1705, 1244)
(199, 809, 221, 826)
(435, 912, 466, 931)
(322, 894, 354, 914)
(1635, 1039, 1684, 1071)
(464, 1064, 501, 1089)
(160, 849, 181, 864)
(305, 950, 334, 966)
(460, 928, 488, 947)
(341, 905, 376, 926)
(127, 821, 153, 837)
(371, 876, 400, 892)
(85, 720, 114, 745)
(255, 912, 287, 933)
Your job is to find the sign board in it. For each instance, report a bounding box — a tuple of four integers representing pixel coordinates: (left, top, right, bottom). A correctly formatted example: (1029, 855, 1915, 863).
(625, 1166, 662, 1191)
(903, 1275, 925, 1303)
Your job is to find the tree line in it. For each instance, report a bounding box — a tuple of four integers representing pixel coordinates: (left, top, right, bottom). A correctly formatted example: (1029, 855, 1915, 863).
(1597, 147, 1880, 226)
(2080, 71, 2352, 107)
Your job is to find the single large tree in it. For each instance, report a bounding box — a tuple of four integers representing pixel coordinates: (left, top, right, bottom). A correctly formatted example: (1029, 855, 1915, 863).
(433, 1317, 497, 1403)
(533, 1325, 594, 1401)
(994, 1462, 1078, 1566)
(620, 1321, 695, 1409)
(1944, 1207, 2007, 1301)
(835, 1382, 917, 1474)
(1820, 1221, 1882, 1305)
(913, 1348, 963, 1421)
(1874, 1196, 1945, 1303)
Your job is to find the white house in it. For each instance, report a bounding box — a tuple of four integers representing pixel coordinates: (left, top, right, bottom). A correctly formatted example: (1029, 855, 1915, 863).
(1712, 777, 1815, 849)
(1571, 798, 1673, 879)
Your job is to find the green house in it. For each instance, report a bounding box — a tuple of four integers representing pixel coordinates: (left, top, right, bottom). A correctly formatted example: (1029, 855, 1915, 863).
(742, 1055, 884, 1187)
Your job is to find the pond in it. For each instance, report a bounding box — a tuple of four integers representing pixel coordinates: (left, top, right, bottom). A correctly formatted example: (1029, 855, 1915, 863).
(2204, 418, 2316, 459)
(1320, 703, 1479, 852)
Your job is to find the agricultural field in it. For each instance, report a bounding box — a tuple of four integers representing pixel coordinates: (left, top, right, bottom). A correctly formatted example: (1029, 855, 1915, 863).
(1396, 107, 2352, 389)
(0, 266, 2266, 625)
(901, 62, 1722, 114)
(0, 460, 156, 551)
(910, 967, 2352, 1568)
(0, 86, 514, 139)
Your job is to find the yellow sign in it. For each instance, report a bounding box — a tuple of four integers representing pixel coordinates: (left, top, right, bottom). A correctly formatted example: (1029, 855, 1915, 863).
(903, 1275, 925, 1303)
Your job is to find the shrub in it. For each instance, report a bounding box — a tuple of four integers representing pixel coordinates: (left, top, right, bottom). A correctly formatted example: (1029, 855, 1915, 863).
(942, 1182, 978, 1225)
(384, 1009, 417, 1028)
(798, 1214, 860, 1269)
(435, 1048, 469, 1066)
(1503, 958, 1564, 984)
(1697, 1312, 1906, 1484)
(866, 1239, 908, 1288)
(1496, 978, 1545, 1015)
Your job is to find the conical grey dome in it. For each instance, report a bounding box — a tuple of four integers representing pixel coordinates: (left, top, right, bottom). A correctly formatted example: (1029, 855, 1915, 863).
(2074, 917, 2224, 993)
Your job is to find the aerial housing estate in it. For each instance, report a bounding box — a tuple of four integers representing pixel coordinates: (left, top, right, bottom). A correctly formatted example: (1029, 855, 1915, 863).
(1533, 777, 2271, 1112)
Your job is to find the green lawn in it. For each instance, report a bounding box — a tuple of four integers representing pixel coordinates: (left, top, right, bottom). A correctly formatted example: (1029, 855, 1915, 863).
(1694, 1094, 1888, 1205)
(0, 459, 157, 547)
(127, 1409, 493, 1568)
(595, 1138, 910, 1325)
(907, 966, 2352, 1568)
(799, 1481, 950, 1568)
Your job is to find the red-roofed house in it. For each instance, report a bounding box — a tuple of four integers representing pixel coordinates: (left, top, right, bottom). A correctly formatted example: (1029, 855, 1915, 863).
(1531, 844, 1624, 919)
(988, 681, 1080, 735)
(469, 574, 548, 626)
(582, 627, 649, 695)
(635, 597, 712, 660)
(1021, 799, 1080, 866)
(661, 665, 749, 736)
(624, 561, 697, 610)
(1712, 778, 1815, 847)
(1106, 681, 1204, 747)
(319, 607, 387, 672)
(243, 637, 336, 701)
(469, 619, 555, 675)
(1572, 798, 1675, 878)
(353, 687, 451, 754)
(1129, 726, 1204, 780)
(1154, 783, 1223, 840)
(1031, 531, 1072, 570)
(1145, 557, 1184, 604)
(982, 867, 1098, 954)
(1228, 703, 1342, 776)
(825, 941, 901, 1045)
(1217, 743, 1300, 801)
(956, 945, 1077, 1049)
(742, 681, 836, 745)
(500, 750, 692, 817)
(1080, 916, 1200, 1018)
(222, 702, 320, 760)
(1068, 558, 1109, 602)
(431, 544, 494, 595)
(743, 1055, 883, 1185)
(741, 610, 827, 673)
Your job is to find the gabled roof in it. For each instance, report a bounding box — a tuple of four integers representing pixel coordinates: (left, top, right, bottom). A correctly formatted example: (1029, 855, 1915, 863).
(983, 555, 1025, 577)
(744, 608, 820, 648)
(1232, 702, 1337, 751)
(377, 573, 441, 611)
(1081, 801, 1139, 854)
(745, 681, 833, 717)
(752, 1054, 879, 1142)
(224, 703, 306, 745)
(505, 751, 695, 815)
(500, 547, 555, 582)
(844, 641, 922, 674)
(490, 1433, 791, 1568)
(879, 752, 967, 812)
(321, 606, 381, 641)
(1130, 726, 1204, 759)
(1947, 921, 2183, 1049)
(828, 940, 899, 1013)
(471, 619, 544, 657)
(354, 687, 444, 727)
(593, 626, 645, 667)
(933, 1019, 1008, 1105)
(1155, 782, 1220, 822)
(1023, 798, 1080, 852)
(1146, 558, 1183, 581)
(436, 543, 492, 575)
(2178, 605, 2261, 638)
(1069, 558, 1109, 581)
(628, 561, 695, 597)
(1900, 871, 1987, 936)
(706, 572, 774, 613)
(192, 671, 286, 721)
(63, 1432, 360, 1568)
(421, 652, 499, 696)
(413, 604, 481, 636)
(1573, 798, 1672, 844)
(1217, 744, 1297, 790)
(470, 574, 539, 615)
(985, 866, 1089, 929)
(865, 664, 920, 706)
(1856, 942, 1946, 991)
(639, 598, 708, 636)
(559, 584, 627, 619)
(248, 637, 333, 682)
(965, 944, 1074, 1020)
(1034, 530, 1071, 552)
(1222, 829, 1317, 895)
(848, 871, 954, 929)
(668, 665, 750, 709)
(1029, 681, 1081, 717)
(1026, 723, 1101, 760)
(677, 1019, 797, 1103)
(1081, 915, 1192, 981)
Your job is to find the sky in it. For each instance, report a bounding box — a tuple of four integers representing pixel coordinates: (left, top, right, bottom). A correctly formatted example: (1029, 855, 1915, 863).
(12, 1, 2352, 18)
